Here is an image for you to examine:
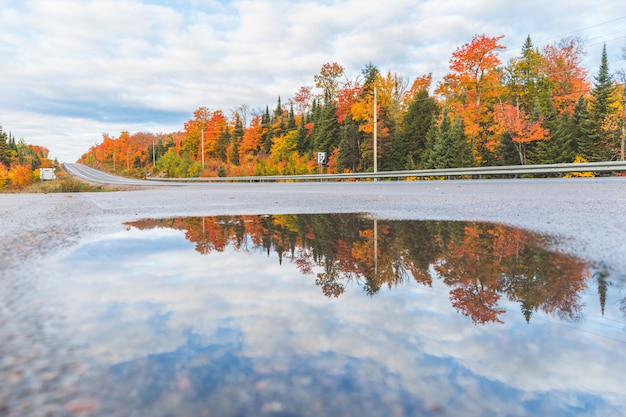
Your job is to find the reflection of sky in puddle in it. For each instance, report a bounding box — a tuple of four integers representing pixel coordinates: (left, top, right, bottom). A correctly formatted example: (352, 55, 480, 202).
(46, 215, 626, 417)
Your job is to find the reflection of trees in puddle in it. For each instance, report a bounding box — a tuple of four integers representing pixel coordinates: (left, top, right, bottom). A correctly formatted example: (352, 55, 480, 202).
(126, 214, 594, 325)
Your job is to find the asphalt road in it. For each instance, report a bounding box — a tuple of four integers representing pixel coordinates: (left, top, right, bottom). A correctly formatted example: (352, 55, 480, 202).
(63, 163, 183, 186)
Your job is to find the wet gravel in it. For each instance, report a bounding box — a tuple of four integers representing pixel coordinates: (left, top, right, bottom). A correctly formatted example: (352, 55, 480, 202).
(1, 177, 626, 416)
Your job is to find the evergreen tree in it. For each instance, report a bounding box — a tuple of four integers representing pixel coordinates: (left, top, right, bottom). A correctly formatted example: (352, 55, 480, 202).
(451, 116, 473, 167)
(233, 114, 245, 140)
(274, 96, 283, 120)
(587, 43, 617, 160)
(274, 96, 286, 136)
(590, 44, 615, 125)
(216, 125, 230, 162)
(337, 121, 361, 172)
(426, 112, 452, 169)
(361, 62, 379, 95)
(391, 89, 439, 169)
(506, 36, 550, 114)
(230, 137, 240, 166)
(230, 115, 244, 166)
(498, 133, 521, 165)
(530, 105, 574, 164)
(427, 112, 471, 169)
(0, 126, 9, 166)
(261, 105, 273, 154)
(287, 104, 297, 131)
(312, 92, 340, 154)
(567, 96, 597, 161)
(296, 113, 309, 154)
(376, 105, 397, 171)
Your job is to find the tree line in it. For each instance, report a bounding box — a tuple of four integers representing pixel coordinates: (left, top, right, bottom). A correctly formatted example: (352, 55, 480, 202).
(79, 34, 626, 178)
(0, 125, 54, 190)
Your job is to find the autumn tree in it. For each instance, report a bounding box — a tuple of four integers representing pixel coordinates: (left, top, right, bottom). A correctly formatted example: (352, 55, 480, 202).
(314, 62, 345, 99)
(292, 86, 313, 115)
(183, 106, 211, 160)
(542, 37, 590, 115)
(492, 103, 550, 164)
(436, 34, 506, 164)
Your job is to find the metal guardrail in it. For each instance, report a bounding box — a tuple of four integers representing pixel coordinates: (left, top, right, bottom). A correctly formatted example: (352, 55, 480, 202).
(145, 161, 626, 183)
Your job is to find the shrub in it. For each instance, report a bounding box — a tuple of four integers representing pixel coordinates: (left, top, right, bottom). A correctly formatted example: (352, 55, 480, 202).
(8, 165, 34, 190)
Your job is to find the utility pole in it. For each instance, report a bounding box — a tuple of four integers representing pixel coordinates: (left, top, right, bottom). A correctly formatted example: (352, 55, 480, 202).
(201, 129, 205, 170)
(152, 141, 155, 166)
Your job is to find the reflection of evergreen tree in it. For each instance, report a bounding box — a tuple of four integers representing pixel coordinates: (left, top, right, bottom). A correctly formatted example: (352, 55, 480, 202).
(595, 271, 610, 316)
(397, 221, 443, 286)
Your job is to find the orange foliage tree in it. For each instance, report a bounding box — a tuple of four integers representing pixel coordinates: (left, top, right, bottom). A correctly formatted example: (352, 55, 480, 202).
(492, 103, 551, 164)
(436, 34, 506, 164)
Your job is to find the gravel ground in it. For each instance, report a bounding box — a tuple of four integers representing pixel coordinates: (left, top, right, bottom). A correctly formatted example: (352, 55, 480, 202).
(1, 177, 626, 416)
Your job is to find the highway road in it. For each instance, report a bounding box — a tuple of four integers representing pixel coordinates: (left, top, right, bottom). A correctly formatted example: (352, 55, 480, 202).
(63, 162, 185, 186)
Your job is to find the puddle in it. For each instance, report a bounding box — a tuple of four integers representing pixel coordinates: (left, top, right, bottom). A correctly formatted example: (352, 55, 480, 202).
(26, 215, 626, 416)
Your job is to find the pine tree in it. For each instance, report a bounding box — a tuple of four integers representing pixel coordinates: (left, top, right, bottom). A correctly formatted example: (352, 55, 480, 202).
(451, 116, 473, 167)
(312, 92, 340, 154)
(287, 104, 297, 131)
(569, 96, 597, 161)
(337, 121, 361, 172)
(427, 112, 471, 169)
(590, 44, 615, 125)
(426, 111, 452, 169)
(587, 43, 617, 160)
(0, 126, 8, 166)
(391, 89, 439, 169)
(216, 125, 230, 162)
(261, 105, 272, 154)
(296, 113, 309, 154)
(361, 62, 379, 96)
(498, 133, 520, 165)
(230, 115, 244, 166)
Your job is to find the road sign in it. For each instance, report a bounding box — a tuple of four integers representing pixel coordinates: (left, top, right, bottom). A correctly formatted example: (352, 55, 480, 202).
(317, 151, 327, 165)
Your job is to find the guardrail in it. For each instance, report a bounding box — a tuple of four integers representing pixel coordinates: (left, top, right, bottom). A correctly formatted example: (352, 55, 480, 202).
(144, 161, 626, 183)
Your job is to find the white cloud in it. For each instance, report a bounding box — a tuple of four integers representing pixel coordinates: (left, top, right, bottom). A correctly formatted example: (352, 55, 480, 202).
(1, 0, 624, 161)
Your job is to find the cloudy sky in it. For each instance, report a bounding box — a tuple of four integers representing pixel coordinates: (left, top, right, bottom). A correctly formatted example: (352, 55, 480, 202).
(1, 0, 625, 162)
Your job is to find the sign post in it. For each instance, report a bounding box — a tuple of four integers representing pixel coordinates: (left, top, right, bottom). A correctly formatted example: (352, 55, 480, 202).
(316, 151, 327, 175)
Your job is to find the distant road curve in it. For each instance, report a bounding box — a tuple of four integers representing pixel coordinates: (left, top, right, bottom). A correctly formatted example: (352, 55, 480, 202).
(63, 163, 186, 186)
(65, 162, 626, 187)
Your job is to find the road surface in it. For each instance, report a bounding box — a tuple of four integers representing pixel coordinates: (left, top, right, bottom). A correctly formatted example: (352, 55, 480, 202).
(63, 162, 186, 186)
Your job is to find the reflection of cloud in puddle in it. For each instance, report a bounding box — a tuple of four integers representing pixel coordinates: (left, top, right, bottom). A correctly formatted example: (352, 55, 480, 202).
(46, 225, 626, 416)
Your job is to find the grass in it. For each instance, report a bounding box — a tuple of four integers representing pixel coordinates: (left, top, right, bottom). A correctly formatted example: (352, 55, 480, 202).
(22, 177, 108, 193)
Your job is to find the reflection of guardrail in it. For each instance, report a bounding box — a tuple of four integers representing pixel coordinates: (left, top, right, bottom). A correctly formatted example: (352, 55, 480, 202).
(145, 161, 626, 183)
